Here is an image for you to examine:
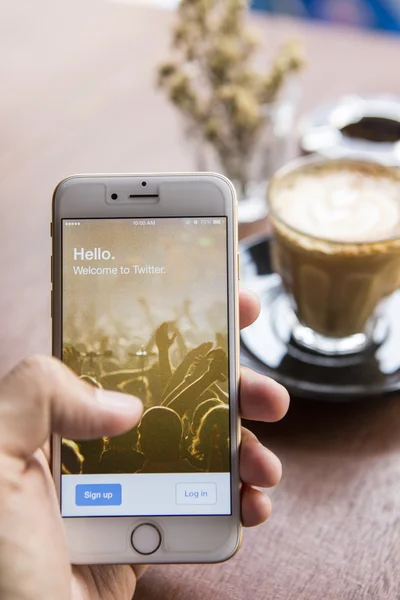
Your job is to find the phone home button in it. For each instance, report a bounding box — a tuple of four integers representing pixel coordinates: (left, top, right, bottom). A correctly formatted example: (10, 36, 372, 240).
(131, 524, 162, 555)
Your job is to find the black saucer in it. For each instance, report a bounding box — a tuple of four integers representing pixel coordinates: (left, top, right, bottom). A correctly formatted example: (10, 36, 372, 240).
(239, 236, 400, 402)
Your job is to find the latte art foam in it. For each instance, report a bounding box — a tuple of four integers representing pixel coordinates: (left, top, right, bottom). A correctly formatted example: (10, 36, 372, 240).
(274, 170, 400, 243)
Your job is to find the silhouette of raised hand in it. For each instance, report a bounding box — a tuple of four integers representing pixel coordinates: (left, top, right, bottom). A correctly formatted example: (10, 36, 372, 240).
(138, 296, 155, 329)
(207, 348, 228, 382)
(63, 346, 82, 376)
(155, 322, 176, 392)
(216, 332, 228, 352)
(155, 322, 177, 350)
(162, 341, 214, 403)
(183, 298, 197, 328)
(168, 320, 188, 360)
(186, 341, 213, 363)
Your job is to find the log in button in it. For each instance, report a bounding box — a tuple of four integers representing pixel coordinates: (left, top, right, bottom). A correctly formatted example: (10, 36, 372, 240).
(176, 483, 217, 505)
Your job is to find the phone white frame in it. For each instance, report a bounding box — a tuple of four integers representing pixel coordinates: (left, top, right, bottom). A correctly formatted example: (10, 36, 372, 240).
(51, 173, 241, 564)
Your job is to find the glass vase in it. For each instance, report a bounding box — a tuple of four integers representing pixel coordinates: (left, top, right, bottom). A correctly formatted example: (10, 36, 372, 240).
(186, 83, 298, 224)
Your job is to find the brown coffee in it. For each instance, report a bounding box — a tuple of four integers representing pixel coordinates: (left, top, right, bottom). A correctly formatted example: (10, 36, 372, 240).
(269, 159, 400, 339)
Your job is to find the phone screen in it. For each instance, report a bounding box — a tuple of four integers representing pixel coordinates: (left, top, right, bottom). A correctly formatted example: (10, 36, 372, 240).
(60, 217, 232, 517)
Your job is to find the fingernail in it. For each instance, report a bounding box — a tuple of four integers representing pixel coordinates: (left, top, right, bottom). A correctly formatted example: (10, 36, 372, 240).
(95, 389, 143, 413)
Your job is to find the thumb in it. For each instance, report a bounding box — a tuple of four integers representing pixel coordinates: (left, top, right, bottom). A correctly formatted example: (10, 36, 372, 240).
(0, 355, 143, 460)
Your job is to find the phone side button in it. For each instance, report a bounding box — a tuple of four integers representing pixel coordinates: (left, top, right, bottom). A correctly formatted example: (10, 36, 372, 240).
(131, 524, 161, 555)
(237, 252, 240, 280)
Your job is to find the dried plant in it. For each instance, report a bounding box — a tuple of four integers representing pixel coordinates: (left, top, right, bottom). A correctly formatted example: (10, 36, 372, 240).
(158, 0, 304, 191)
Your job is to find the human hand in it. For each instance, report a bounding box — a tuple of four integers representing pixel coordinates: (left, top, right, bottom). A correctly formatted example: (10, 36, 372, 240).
(62, 345, 82, 374)
(155, 322, 177, 350)
(184, 342, 214, 378)
(185, 341, 213, 364)
(0, 357, 143, 600)
(206, 347, 229, 381)
(215, 332, 227, 351)
(0, 290, 288, 599)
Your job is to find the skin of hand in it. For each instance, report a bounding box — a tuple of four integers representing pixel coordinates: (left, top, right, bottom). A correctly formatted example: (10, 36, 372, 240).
(0, 290, 289, 600)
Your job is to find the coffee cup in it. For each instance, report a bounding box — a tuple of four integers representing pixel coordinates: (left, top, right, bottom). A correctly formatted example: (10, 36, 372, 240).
(268, 157, 400, 355)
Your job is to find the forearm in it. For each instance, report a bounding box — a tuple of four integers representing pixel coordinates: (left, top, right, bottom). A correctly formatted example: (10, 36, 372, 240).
(145, 333, 156, 354)
(162, 361, 208, 404)
(210, 383, 229, 402)
(158, 347, 173, 391)
(166, 371, 216, 416)
(175, 330, 187, 362)
(162, 357, 192, 401)
(100, 367, 150, 389)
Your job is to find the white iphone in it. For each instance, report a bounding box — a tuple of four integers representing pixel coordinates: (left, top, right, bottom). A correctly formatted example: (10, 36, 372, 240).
(51, 173, 241, 564)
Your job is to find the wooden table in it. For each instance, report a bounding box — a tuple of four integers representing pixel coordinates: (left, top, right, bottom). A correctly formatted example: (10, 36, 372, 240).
(1, 1, 400, 598)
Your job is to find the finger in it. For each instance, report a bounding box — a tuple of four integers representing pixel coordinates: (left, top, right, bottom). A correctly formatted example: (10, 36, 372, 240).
(240, 428, 282, 488)
(0, 355, 143, 460)
(239, 289, 261, 329)
(41, 439, 51, 463)
(131, 565, 148, 580)
(240, 366, 290, 422)
(241, 484, 272, 527)
(72, 565, 139, 599)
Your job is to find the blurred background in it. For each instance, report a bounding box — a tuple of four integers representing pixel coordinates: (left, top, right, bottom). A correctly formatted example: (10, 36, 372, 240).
(127, 0, 400, 31)
(1, 1, 400, 599)
(252, 0, 400, 32)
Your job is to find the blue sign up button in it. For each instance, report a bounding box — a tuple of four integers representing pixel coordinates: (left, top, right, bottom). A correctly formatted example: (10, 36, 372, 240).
(75, 484, 122, 506)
